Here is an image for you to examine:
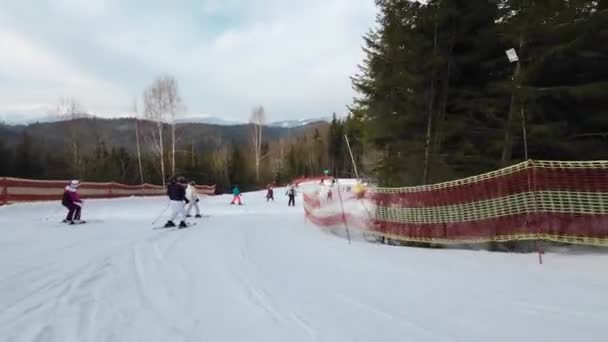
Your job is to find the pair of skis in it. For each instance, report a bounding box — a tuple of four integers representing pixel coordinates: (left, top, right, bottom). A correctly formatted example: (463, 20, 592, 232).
(153, 214, 210, 230)
(153, 222, 197, 230)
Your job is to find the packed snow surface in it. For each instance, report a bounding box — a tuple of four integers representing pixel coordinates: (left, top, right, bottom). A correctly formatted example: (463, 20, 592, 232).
(0, 191, 606, 342)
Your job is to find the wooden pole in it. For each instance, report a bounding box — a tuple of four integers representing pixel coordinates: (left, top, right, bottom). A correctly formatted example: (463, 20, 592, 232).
(344, 135, 359, 179)
(1, 178, 7, 205)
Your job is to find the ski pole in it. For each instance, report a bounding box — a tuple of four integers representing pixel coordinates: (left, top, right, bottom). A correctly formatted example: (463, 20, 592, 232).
(44, 205, 64, 222)
(152, 202, 171, 225)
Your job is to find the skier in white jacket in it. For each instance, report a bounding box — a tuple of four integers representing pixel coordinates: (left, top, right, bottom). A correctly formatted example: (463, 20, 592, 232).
(185, 181, 202, 218)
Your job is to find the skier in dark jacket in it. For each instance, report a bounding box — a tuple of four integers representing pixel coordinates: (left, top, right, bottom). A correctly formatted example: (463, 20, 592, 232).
(286, 185, 296, 207)
(266, 185, 274, 202)
(165, 176, 188, 228)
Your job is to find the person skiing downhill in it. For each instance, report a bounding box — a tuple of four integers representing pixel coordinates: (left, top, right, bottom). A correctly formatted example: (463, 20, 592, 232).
(230, 185, 242, 205)
(62, 180, 83, 224)
(185, 181, 202, 218)
(266, 185, 274, 202)
(165, 176, 188, 228)
(286, 185, 296, 207)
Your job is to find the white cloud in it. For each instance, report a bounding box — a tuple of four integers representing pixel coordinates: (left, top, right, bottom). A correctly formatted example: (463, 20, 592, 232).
(0, 0, 376, 122)
(0, 28, 130, 119)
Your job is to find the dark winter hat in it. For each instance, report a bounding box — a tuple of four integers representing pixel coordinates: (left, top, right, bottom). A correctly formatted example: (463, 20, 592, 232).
(177, 176, 186, 183)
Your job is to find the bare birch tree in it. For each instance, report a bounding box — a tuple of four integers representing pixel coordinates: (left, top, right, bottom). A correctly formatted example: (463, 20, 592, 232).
(164, 76, 183, 176)
(57, 97, 85, 177)
(132, 99, 145, 184)
(250, 105, 267, 182)
(143, 79, 169, 186)
(57, 97, 83, 120)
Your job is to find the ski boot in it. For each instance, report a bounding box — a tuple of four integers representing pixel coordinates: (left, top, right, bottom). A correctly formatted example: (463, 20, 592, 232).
(178, 221, 188, 229)
(164, 220, 176, 228)
(195, 214, 202, 218)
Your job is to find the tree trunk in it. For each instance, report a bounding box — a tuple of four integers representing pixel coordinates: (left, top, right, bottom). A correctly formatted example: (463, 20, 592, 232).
(423, 19, 439, 184)
(135, 119, 144, 184)
(171, 122, 176, 175)
(158, 123, 166, 186)
(191, 139, 195, 168)
(501, 33, 524, 167)
(433, 33, 455, 160)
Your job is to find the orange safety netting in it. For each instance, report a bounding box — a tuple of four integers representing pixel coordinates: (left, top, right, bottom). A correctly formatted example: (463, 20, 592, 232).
(302, 160, 608, 247)
(0, 177, 216, 204)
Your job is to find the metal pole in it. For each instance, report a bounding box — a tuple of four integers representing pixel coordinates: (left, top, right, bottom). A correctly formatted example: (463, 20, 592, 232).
(152, 202, 171, 225)
(521, 104, 529, 160)
(344, 135, 359, 179)
(336, 180, 352, 245)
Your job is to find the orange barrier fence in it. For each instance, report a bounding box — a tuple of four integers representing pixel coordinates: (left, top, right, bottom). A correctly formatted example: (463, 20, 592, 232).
(302, 160, 608, 247)
(0, 177, 216, 204)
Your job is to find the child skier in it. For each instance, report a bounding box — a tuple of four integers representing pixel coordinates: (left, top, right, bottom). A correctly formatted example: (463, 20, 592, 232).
(266, 185, 274, 202)
(62, 180, 83, 224)
(165, 176, 188, 228)
(286, 185, 296, 207)
(230, 185, 242, 205)
(185, 181, 202, 218)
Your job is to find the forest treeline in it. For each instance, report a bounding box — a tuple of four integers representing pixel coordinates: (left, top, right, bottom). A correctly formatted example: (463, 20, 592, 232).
(1, 0, 607, 190)
(350, 0, 608, 186)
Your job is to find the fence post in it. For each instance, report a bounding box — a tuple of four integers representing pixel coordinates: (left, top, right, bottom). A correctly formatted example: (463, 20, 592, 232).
(532, 160, 543, 264)
(336, 180, 352, 245)
(1, 178, 7, 205)
(527, 160, 543, 264)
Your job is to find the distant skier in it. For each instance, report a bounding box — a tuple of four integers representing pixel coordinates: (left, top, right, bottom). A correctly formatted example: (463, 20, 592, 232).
(62, 180, 83, 224)
(165, 176, 188, 228)
(185, 181, 202, 218)
(266, 185, 274, 202)
(230, 185, 242, 205)
(286, 185, 296, 207)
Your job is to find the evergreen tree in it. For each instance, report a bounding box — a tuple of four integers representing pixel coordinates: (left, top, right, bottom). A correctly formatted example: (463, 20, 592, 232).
(0, 138, 11, 176)
(13, 132, 39, 178)
(351, 0, 608, 186)
(328, 113, 345, 177)
(228, 144, 251, 190)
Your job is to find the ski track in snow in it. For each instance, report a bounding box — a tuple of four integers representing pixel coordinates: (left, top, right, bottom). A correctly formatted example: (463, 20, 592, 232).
(0, 191, 607, 342)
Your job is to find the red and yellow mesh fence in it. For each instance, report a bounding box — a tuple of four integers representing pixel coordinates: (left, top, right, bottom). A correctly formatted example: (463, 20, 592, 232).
(303, 160, 608, 247)
(0, 177, 216, 204)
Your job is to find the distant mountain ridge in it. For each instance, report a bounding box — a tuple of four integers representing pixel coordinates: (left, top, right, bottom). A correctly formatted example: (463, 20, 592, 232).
(0, 117, 330, 156)
(1, 112, 331, 128)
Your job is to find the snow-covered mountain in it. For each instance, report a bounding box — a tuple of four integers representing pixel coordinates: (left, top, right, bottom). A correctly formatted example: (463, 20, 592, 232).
(0, 112, 98, 125)
(267, 117, 331, 128)
(174, 115, 331, 127)
(1, 111, 331, 128)
(173, 115, 244, 126)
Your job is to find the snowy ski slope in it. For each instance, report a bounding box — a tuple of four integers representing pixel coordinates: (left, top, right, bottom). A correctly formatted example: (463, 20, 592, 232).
(0, 191, 606, 342)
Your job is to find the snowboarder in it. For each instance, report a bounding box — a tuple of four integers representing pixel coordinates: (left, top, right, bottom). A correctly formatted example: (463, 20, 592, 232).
(266, 185, 274, 202)
(165, 176, 188, 228)
(286, 185, 296, 207)
(230, 185, 242, 205)
(62, 180, 83, 224)
(185, 181, 202, 218)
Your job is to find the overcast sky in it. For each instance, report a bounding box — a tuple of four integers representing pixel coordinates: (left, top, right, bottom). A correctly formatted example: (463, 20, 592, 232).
(0, 0, 376, 123)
